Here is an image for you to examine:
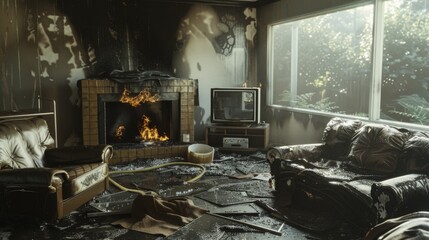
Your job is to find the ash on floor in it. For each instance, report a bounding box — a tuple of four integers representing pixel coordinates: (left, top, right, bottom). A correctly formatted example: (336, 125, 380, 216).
(0, 150, 362, 240)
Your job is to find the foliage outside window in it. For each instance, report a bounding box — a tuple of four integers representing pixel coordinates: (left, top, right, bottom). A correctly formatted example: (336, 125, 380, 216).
(268, 0, 429, 128)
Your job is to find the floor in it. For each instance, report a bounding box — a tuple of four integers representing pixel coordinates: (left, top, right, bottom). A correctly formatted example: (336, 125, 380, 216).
(0, 150, 363, 240)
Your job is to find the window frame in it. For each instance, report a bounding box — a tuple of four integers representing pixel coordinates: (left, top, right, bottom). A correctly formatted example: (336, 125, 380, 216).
(266, 0, 429, 131)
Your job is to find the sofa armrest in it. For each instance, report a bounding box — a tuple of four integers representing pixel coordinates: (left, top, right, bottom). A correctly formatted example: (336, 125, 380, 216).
(266, 143, 324, 164)
(371, 173, 429, 224)
(44, 144, 113, 167)
(0, 168, 69, 192)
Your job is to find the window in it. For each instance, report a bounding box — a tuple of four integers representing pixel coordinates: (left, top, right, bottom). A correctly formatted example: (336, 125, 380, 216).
(380, 0, 429, 125)
(268, 0, 429, 128)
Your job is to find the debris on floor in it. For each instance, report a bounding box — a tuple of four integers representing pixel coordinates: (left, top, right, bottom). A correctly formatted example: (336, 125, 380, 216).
(0, 150, 363, 239)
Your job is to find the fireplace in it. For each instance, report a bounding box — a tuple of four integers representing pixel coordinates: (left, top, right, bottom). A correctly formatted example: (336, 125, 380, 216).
(98, 93, 180, 145)
(80, 78, 197, 164)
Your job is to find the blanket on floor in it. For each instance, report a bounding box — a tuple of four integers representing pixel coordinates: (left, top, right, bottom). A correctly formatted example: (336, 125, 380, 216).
(112, 194, 207, 236)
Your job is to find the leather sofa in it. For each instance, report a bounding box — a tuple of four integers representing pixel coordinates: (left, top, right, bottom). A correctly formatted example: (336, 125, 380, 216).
(0, 117, 113, 222)
(266, 117, 429, 233)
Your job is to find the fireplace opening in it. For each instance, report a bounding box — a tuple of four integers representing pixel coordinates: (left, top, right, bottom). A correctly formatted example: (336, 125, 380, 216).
(98, 93, 180, 145)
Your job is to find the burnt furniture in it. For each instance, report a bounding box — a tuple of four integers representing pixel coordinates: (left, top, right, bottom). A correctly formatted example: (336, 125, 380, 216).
(0, 117, 113, 222)
(266, 117, 429, 233)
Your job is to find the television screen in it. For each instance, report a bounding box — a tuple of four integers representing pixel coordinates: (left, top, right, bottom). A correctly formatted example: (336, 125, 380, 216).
(210, 87, 260, 125)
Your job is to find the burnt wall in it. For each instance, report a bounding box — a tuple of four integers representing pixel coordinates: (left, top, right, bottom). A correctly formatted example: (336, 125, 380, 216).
(0, 0, 256, 146)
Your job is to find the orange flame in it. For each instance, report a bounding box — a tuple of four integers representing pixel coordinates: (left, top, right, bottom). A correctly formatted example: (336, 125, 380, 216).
(115, 125, 125, 139)
(120, 88, 160, 107)
(139, 115, 169, 142)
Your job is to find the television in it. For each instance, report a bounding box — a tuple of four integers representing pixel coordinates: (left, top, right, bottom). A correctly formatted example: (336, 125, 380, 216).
(210, 87, 261, 125)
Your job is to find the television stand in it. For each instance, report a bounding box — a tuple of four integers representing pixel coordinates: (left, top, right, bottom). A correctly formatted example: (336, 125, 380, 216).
(205, 123, 269, 151)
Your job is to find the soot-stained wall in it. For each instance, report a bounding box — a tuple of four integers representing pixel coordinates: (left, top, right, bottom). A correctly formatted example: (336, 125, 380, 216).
(0, 0, 257, 146)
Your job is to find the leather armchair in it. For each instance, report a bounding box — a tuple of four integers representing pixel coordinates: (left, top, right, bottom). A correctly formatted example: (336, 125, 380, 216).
(0, 118, 113, 222)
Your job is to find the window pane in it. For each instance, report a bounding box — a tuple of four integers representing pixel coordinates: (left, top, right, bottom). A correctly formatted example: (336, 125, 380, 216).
(271, 24, 292, 105)
(270, 5, 373, 115)
(381, 0, 429, 126)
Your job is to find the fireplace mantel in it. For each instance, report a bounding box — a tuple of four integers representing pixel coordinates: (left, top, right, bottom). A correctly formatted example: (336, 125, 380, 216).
(80, 78, 197, 164)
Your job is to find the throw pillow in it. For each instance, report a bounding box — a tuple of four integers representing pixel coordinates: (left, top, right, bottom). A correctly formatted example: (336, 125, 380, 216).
(322, 117, 363, 159)
(401, 132, 429, 172)
(322, 117, 363, 146)
(347, 124, 408, 174)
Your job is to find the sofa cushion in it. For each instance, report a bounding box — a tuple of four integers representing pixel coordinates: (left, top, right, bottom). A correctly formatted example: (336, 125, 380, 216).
(401, 132, 429, 172)
(323, 117, 363, 146)
(270, 157, 376, 230)
(44, 145, 113, 166)
(322, 117, 363, 159)
(0, 118, 55, 169)
(0, 124, 36, 169)
(347, 124, 408, 174)
(8, 118, 55, 167)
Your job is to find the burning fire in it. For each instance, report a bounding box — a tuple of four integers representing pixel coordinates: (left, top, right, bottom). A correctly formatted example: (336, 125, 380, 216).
(116, 89, 168, 142)
(139, 115, 169, 142)
(120, 88, 160, 107)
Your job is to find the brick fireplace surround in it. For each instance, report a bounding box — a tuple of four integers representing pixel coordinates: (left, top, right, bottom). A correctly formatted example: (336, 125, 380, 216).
(80, 78, 197, 164)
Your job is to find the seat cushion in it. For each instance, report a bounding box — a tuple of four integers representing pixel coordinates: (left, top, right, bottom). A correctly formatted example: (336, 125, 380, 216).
(61, 163, 108, 198)
(44, 145, 113, 166)
(270, 158, 377, 230)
